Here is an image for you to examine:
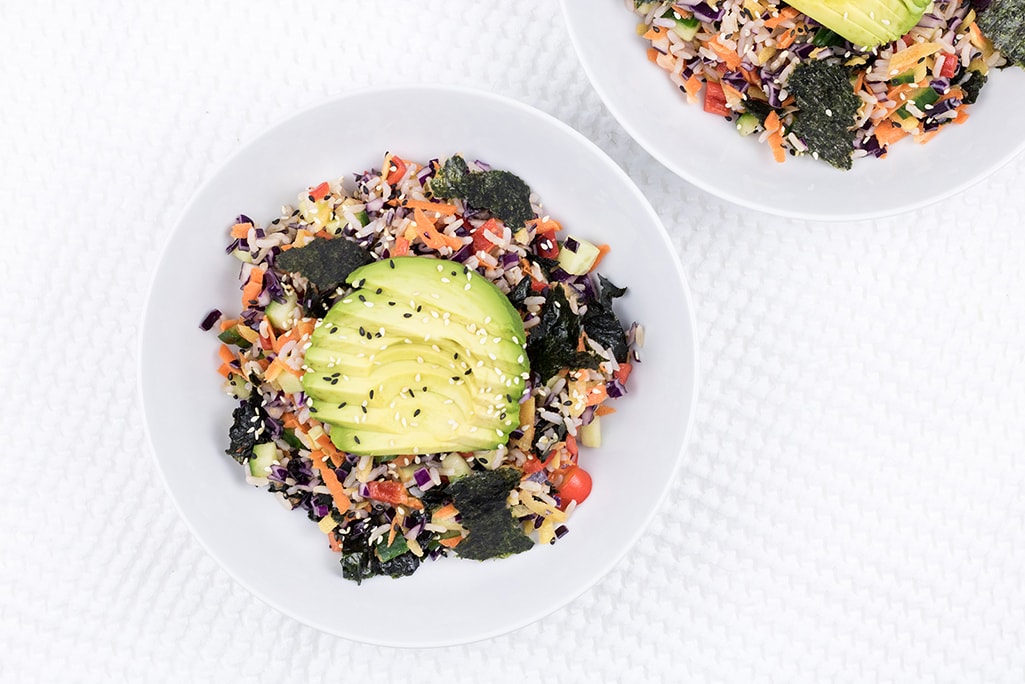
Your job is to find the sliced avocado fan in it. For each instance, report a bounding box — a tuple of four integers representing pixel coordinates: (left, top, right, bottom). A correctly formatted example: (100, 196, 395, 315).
(302, 257, 529, 457)
(783, 0, 930, 48)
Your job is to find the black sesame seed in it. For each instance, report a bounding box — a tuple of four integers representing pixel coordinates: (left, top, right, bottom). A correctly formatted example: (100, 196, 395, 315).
(413, 409, 421, 417)
(388, 301, 396, 306)
(361, 405, 367, 414)
(452, 376, 460, 382)
(499, 412, 507, 420)
(310, 407, 318, 413)
(450, 270, 457, 276)
(330, 326, 338, 334)
(353, 435, 360, 444)
(403, 313, 412, 318)
(422, 386, 428, 392)
(454, 352, 460, 359)
(505, 394, 513, 402)
(332, 372, 340, 378)
(375, 332, 382, 338)
(359, 326, 366, 336)
(369, 390, 375, 399)
(389, 260, 395, 269)
(308, 194, 315, 202)
(416, 305, 422, 312)
(331, 379, 338, 385)
(464, 369, 473, 375)
(462, 266, 469, 274)
(376, 288, 383, 295)
(338, 402, 347, 408)
(358, 294, 366, 302)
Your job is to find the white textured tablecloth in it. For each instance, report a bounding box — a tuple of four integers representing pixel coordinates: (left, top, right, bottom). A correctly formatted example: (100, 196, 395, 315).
(5, 1, 1025, 682)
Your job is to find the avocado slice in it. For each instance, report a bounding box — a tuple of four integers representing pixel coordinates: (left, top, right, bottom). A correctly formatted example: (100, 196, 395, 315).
(302, 257, 529, 457)
(783, 0, 929, 48)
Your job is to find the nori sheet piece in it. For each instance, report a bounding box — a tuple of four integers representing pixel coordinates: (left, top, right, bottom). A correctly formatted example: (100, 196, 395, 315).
(977, 0, 1025, 67)
(273, 237, 372, 293)
(448, 468, 533, 561)
(787, 62, 861, 170)
(428, 155, 535, 229)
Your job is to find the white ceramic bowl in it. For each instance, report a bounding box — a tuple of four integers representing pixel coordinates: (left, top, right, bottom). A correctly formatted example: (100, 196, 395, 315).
(561, 0, 1025, 220)
(139, 86, 698, 647)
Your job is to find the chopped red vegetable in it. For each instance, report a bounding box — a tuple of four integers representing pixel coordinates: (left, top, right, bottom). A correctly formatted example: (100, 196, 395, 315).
(703, 81, 731, 117)
(309, 181, 330, 201)
(385, 156, 407, 185)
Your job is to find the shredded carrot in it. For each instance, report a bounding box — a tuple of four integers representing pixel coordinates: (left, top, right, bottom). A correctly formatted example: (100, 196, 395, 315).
(763, 6, 797, 29)
(218, 344, 236, 366)
(401, 199, 459, 215)
(764, 110, 781, 133)
(873, 119, 907, 147)
(705, 37, 743, 70)
(310, 450, 351, 514)
(616, 362, 633, 384)
(776, 28, 797, 50)
(594, 404, 617, 417)
(643, 25, 666, 41)
(646, 47, 659, 63)
(767, 130, 786, 163)
(887, 42, 942, 77)
(585, 384, 609, 407)
(393, 235, 410, 256)
(241, 267, 264, 306)
(219, 317, 238, 332)
(530, 216, 562, 235)
(438, 535, 463, 548)
(230, 222, 251, 238)
(853, 70, 867, 96)
(217, 363, 235, 379)
(589, 244, 611, 272)
(328, 534, 343, 553)
(954, 108, 970, 125)
(282, 413, 300, 429)
(264, 358, 285, 382)
(682, 74, 703, 103)
(914, 129, 940, 145)
(414, 207, 462, 251)
(885, 83, 913, 104)
(432, 503, 459, 521)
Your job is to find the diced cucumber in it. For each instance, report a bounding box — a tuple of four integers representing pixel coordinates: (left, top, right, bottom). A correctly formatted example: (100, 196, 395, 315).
(672, 17, 701, 40)
(249, 442, 280, 478)
(277, 370, 304, 395)
(217, 325, 253, 349)
(557, 236, 601, 275)
(375, 535, 409, 562)
(660, 9, 701, 40)
(281, 429, 303, 450)
(736, 113, 760, 137)
(231, 248, 254, 263)
(356, 210, 370, 227)
(264, 292, 298, 331)
(440, 452, 472, 480)
(579, 415, 602, 449)
(910, 86, 940, 109)
(889, 70, 917, 85)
